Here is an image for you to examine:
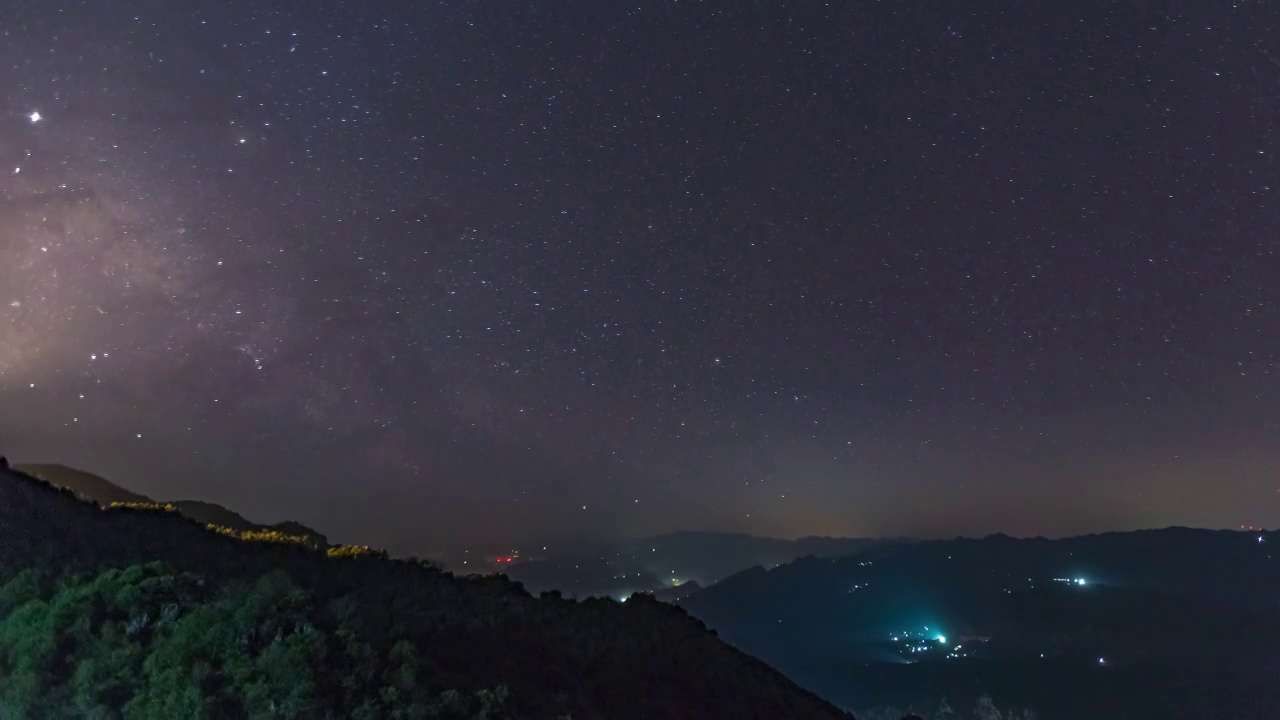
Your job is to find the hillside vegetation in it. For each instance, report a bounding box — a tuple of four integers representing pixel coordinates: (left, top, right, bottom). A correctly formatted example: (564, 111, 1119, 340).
(0, 464, 851, 720)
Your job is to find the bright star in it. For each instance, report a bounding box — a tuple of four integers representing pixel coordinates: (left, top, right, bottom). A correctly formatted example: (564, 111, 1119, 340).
(29, 111, 41, 123)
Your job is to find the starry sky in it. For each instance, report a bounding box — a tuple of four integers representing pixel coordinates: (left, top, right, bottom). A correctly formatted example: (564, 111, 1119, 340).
(2, 1, 1278, 552)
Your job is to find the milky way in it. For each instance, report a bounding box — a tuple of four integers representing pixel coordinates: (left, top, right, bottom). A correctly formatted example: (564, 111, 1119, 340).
(2, 2, 1278, 551)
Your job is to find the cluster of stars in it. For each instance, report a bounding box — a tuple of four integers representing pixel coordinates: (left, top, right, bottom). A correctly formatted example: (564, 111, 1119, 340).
(0, 2, 1278, 548)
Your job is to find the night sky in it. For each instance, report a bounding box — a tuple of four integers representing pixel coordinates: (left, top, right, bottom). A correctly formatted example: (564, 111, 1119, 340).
(2, 1, 1278, 552)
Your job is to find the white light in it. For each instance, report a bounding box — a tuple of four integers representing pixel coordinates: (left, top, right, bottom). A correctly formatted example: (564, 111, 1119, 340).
(1076, 578, 1087, 586)
(29, 111, 41, 123)
(935, 635, 946, 644)
(1098, 657, 1105, 664)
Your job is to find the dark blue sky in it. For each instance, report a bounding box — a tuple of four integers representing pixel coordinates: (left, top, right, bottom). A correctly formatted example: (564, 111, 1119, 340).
(1, 1, 1277, 552)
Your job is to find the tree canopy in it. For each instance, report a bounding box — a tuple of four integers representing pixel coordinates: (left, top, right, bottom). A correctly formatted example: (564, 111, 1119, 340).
(0, 466, 851, 720)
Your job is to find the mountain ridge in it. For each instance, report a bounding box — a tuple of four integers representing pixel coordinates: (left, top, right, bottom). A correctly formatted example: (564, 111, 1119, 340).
(14, 462, 330, 547)
(677, 525, 1280, 718)
(0, 461, 855, 720)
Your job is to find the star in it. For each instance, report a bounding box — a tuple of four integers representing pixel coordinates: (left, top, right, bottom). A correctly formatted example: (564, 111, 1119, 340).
(1, 0, 1276, 556)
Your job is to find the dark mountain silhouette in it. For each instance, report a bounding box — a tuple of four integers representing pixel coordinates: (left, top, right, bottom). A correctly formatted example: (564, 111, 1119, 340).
(497, 557, 668, 600)
(0, 463, 855, 720)
(14, 462, 152, 504)
(618, 531, 903, 587)
(651, 580, 702, 604)
(14, 462, 329, 547)
(474, 531, 902, 601)
(679, 530, 1280, 718)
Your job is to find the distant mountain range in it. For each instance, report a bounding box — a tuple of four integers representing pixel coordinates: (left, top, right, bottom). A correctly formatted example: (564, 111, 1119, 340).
(11, 462, 896, 602)
(450, 530, 904, 601)
(14, 462, 329, 547)
(0, 461, 854, 719)
(21, 456, 1274, 717)
(619, 531, 906, 585)
(678, 528, 1280, 718)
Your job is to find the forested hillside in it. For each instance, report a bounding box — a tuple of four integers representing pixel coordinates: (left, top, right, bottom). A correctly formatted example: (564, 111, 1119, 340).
(0, 464, 852, 720)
